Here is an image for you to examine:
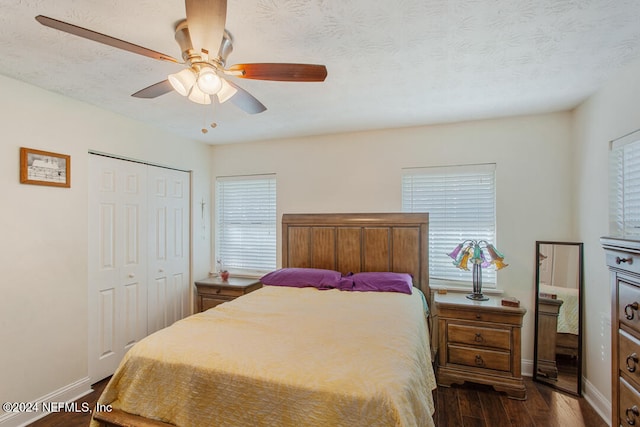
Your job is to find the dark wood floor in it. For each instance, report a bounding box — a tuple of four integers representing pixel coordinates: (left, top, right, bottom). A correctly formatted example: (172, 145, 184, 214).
(29, 376, 606, 427)
(28, 378, 109, 427)
(435, 378, 608, 427)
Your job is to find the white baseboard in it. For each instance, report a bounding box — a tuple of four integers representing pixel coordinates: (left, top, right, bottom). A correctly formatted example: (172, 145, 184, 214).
(522, 358, 534, 377)
(0, 377, 92, 427)
(582, 377, 611, 427)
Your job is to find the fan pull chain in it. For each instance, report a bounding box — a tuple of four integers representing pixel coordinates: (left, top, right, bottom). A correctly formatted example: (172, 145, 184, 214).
(201, 95, 209, 134)
(210, 96, 218, 129)
(201, 96, 217, 134)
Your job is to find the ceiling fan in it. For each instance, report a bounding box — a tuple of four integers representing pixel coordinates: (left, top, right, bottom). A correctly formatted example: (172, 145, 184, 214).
(35, 0, 327, 118)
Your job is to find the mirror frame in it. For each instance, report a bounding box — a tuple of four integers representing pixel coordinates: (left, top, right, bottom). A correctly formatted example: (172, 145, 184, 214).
(533, 240, 584, 396)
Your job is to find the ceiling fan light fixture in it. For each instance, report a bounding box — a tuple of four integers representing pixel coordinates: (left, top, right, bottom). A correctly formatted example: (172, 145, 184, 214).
(168, 68, 196, 96)
(217, 79, 238, 103)
(197, 66, 222, 95)
(188, 83, 212, 105)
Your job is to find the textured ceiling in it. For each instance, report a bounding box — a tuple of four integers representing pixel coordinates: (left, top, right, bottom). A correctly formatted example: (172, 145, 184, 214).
(1, 0, 640, 144)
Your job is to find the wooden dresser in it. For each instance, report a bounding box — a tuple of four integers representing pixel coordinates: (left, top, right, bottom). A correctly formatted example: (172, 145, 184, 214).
(434, 292, 527, 400)
(602, 237, 640, 427)
(194, 277, 262, 312)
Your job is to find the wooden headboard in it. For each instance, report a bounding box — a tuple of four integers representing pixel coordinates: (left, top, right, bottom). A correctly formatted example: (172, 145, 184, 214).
(282, 213, 429, 295)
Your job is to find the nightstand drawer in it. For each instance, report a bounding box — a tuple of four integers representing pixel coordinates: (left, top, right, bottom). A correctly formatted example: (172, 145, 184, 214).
(438, 306, 523, 326)
(201, 297, 230, 311)
(448, 344, 511, 372)
(448, 324, 511, 351)
(199, 287, 246, 297)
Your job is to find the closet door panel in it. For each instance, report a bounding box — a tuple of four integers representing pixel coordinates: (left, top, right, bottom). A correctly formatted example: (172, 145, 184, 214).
(147, 277, 167, 335)
(89, 156, 148, 382)
(98, 288, 115, 358)
(147, 166, 190, 331)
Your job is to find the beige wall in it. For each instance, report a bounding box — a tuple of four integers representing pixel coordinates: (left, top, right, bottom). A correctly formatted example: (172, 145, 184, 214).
(0, 75, 211, 414)
(573, 57, 640, 416)
(5, 50, 638, 420)
(211, 111, 576, 367)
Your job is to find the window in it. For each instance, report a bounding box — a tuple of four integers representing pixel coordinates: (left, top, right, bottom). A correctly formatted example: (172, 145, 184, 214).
(215, 174, 276, 275)
(402, 164, 497, 287)
(610, 129, 640, 238)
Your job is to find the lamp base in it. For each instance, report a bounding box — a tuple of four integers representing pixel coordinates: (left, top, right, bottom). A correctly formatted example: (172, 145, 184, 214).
(466, 293, 489, 301)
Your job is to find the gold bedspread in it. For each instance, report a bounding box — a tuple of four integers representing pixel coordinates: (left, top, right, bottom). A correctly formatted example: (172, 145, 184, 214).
(93, 286, 436, 427)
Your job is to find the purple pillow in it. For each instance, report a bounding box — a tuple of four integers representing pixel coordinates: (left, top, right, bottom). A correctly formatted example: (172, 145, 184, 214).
(260, 268, 345, 290)
(349, 272, 413, 295)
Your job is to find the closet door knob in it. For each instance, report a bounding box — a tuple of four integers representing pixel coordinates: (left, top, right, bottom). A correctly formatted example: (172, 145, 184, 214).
(128, 273, 135, 278)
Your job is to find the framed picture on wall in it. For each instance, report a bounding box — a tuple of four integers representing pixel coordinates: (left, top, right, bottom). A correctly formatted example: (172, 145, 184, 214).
(20, 147, 71, 188)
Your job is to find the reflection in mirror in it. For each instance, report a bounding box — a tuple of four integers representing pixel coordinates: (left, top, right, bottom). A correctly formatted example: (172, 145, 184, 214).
(533, 241, 583, 396)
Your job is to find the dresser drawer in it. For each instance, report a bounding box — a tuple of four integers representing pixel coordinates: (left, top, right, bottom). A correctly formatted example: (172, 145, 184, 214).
(607, 249, 640, 275)
(620, 330, 640, 383)
(620, 377, 640, 427)
(447, 344, 511, 372)
(448, 323, 511, 351)
(620, 282, 640, 333)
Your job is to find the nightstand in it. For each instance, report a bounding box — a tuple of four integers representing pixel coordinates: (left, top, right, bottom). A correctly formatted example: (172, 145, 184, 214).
(194, 277, 262, 312)
(434, 292, 527, 400)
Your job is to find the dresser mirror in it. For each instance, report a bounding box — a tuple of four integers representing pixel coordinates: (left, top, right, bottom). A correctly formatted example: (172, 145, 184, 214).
(533, 241, 584, 396)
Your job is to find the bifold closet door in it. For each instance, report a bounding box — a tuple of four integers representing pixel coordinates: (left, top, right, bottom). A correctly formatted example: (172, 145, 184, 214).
(147, 165, 190, 335)
(88, 155, 149, 382)
(88, 155, 191, 382)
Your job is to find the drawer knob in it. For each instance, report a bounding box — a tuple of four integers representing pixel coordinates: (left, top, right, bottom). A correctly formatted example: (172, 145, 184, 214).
(216, 288, 221, 294)
(626, 405, 639, 425)
(475, 314, 481, 320)
(474, 355, 484, 367)
(474, 333, 483, 343)
(625, 302, 639, 320)
(617, 256, 633, 265)
(627, 353, 639, 373)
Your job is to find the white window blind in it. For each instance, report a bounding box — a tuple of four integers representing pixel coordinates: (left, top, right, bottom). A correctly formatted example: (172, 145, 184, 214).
(215, 174, 276, 275)
(610, 130, 640, 238)
(402, 164, 497, 286)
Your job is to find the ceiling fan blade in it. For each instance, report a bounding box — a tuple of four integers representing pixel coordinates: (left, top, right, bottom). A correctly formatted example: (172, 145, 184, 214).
(218, 30, 233, 65)
(225, 80, 267, 114)
(185, 0, 227, 56)
(132, 80, 174, 98)
(35, 15, 180, 64)
(227, 63, 327, 82)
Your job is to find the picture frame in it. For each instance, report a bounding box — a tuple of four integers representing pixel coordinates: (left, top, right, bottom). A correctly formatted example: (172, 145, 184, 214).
(20, 147, 71, 188)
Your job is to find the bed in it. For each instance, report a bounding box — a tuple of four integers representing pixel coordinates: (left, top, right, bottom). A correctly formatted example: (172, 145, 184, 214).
(92, 212, 436, 427)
